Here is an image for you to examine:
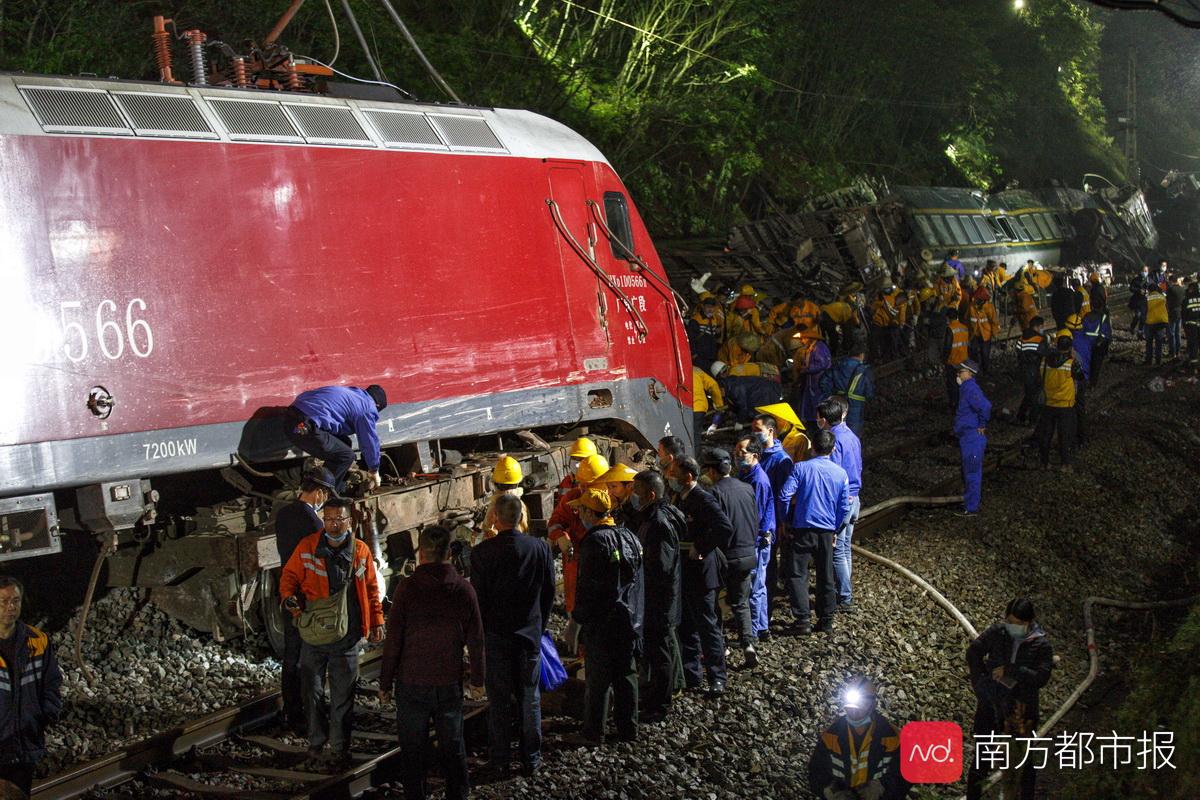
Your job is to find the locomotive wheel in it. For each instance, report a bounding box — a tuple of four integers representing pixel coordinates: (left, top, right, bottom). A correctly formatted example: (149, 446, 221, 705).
(259, 568, 288, 658)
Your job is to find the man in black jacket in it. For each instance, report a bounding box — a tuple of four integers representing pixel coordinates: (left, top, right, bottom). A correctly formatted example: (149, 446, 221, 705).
(965, 597, 1055, 800)
(1049, 272, 1079, 329)
(670, 456, 735, 696)
(273, 466, 338, 733)
(701, 448, 760, 668)
(571, 489, 645, 744)
(470, 494, 556, 777)
(629, 470, 684, 722)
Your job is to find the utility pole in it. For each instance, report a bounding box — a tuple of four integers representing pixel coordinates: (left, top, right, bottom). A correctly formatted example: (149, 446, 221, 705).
(1125, 48, 1139, 184)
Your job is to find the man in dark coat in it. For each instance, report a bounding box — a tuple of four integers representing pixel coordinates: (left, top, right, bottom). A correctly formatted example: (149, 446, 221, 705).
(379, 526, 484, 800)
(965, 598, 1055, 800)
(273, 466, 338, 732)
(629, 470, 684, 722)
(470, 494, 555, 777)
(670, 457, 734, 696)
(0, 576, 62, 796)
(571, 489, 645, 744)
(701, 448, 760, 668)
(1049, 273, 1079, 329)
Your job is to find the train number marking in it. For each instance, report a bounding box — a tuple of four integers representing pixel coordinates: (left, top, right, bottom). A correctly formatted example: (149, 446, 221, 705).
(37, 298, 154, 364)
(143, 438, 198, 460)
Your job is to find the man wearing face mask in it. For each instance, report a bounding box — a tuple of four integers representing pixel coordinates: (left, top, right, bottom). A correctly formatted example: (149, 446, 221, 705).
(670, 457, 734, 696)
(657, 435, 687, 472)
(701, 448, 760, 668)
(817, 397, 861, 615)
(280, 498, 385, 766)
(274, 466, 339, 733)
(733, 436, 775, 643)
(808, 676, 908, 800)
(966, 598, 1054, 800)
(953, 359, 990, 517)
(750, 413, 793, 626)
(570, 489, 645, 744)
(627, 470, 685, 722)
(596, 463, 640, 526)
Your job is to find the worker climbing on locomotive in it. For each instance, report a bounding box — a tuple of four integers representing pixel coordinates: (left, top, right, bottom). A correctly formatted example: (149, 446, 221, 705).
(808, 676, 908, 800)
(286, 384, 388, 495)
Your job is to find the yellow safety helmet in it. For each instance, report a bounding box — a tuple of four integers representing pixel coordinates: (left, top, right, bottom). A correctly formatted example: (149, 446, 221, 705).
(740, 284, 756, 296)
(754, 403, 804, 429)
(596, 463, 639, 484)
(576, 454, 610, 485)
(569, 437, 597, 459)
(1056, 328, 1072, 340)
(492, 456, 523, 486)
(1065, 313, 1083, 331)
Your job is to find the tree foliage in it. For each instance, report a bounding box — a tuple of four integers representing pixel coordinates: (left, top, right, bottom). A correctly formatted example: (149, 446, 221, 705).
(0, 0, 1128, 237)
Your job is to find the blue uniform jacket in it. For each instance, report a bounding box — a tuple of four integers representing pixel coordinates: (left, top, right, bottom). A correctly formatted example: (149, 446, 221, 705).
(0, 622, 63, 764)
(758, 441, 794, 529)
(819, 357, 875, 429)
(954, 377, 992, 438)
(738, 462, 776, 539)
(829, 423, 862, 498)
(291, 386, 383, 471)
(778, 456, 852, 533)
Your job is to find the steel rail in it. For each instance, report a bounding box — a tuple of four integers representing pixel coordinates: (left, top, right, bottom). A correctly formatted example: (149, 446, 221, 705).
(34, 652, 383, 800)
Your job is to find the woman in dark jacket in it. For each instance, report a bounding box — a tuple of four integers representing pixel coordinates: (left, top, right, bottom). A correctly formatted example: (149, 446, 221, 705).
(965, 598, 1054, 800)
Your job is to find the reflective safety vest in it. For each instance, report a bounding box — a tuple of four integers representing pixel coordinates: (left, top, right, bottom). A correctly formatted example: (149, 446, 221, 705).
(872, 291, 902, 326)
(968, 302, 999, 341)
(1042, 357, 1077, 408)
(1146, 292, 1169, 325)
(935, 277, 962, 311)
(1077, 288, 1091, 316)
(818, 717, 900, 789)
(846, 369, 868, 402)
(946, 321, 970, 366)
(1185, 294, 1200, 324)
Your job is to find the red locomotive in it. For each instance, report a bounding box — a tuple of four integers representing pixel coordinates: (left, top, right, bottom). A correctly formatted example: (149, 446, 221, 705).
(0, 16, 691, 644)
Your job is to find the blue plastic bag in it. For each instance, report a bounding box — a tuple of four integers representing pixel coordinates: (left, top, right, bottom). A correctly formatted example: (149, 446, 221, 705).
(539, 631, 567, 692)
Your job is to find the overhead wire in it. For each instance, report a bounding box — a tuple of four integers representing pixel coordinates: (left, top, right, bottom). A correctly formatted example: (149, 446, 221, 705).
(293, 53, 415, 98)
(377, 0, 463, 103)
(338, 0, 384, 81)
(323, 0, 341, 66)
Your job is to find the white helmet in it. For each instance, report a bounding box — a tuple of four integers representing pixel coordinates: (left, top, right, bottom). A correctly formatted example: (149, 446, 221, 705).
(710, 360, 727, 377)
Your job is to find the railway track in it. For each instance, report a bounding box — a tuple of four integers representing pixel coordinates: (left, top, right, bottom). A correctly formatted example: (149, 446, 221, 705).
(33, 650, 486, 800)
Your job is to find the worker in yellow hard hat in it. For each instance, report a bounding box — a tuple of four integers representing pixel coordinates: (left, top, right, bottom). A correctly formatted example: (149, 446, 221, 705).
(548, 453, 609, 618)
(483, 455, 529, 537)
(595, 463, 639, 522)
(558, 436, 598, 497)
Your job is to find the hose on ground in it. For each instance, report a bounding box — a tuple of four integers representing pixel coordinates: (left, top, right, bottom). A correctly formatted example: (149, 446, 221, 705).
(75, 531, 118, 684)
(853, 496, 977, 639)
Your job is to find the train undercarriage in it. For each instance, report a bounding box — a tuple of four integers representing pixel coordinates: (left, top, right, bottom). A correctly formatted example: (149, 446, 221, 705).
(4, 426, 651, 656)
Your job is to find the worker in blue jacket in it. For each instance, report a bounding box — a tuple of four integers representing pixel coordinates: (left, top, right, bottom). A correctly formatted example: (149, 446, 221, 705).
(817, 397, 862, 614)
(819, 337, 875, 437)
(286, 384, 387, 494)
(953, 360, 991, 516)
(733, 435, 776, 642)
(749, 414, 793, 628)
(1081, 291, 1113, 388)
(0, 576, 62, 796)
(778, 429, 851, 634)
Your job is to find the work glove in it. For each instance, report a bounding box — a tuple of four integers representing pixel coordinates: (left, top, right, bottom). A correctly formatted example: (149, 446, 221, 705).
(366, 471, 382, 491)
(856, 781, 884, 800)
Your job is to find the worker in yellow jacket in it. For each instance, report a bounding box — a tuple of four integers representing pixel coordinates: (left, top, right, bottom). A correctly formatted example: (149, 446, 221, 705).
(967, 288, 1000, 374)
(1145, 285, 1169, 365)
(693, 365, 726, 447)
(1037, 335, 1084, 470)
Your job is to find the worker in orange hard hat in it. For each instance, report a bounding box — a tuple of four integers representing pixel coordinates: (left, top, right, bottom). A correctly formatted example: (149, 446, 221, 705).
(482, 455, 529, 537)
(548, 453, 609, 637)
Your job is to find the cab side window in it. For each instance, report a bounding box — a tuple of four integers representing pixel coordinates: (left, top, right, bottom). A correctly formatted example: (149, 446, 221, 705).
(604, 192, 635, 261)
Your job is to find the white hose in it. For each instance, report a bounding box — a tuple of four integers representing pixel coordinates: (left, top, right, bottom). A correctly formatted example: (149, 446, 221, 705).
(854, 494, 1199, 798)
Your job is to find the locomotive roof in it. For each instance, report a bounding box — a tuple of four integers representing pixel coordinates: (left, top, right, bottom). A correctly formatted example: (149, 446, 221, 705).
(0, 72, 610, 165)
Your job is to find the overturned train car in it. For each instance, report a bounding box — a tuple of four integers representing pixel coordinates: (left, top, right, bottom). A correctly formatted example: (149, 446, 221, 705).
(0, 72, 691, 643)
(664, 182, 1159, 300)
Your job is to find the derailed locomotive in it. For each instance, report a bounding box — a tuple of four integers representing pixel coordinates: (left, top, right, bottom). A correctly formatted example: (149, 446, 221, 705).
(0, 28, 691, 646)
